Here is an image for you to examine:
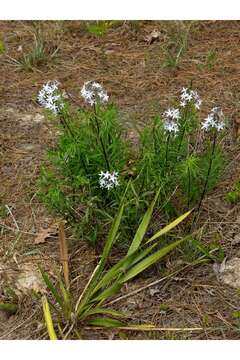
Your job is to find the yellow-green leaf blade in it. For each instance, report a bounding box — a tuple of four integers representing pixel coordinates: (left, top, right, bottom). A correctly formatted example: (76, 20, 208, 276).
(42, 296, 58, 340)
(121, 238, 185, 283)
(146, 210, 192, 244)
(127, 189, 160, 256)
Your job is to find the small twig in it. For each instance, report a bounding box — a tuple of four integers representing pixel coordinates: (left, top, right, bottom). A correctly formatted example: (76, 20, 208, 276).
(85, 326, 209, 332)
(5, 205, 19, 232)
(74, 263, 100, 313)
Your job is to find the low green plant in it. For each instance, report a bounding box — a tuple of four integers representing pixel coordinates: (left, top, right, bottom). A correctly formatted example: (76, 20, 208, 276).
(226, 179, 240, 204)
(0, 39, 5, 54)
(162, 21, 192, 69)
(37, 80, 226, 246)
(85, 21, 116, 36)
(40, 189, 191, 339)
(7, 26, 58, 71)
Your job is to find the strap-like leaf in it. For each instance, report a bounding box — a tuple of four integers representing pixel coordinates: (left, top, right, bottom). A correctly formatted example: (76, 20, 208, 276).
(121, 238, 185, 283)
(146, 210, 192, 244)
(84, 307, 126, 318)
(90, 243, 157, 298)
(127, 189, 160, 256)
(88, 317, 125, 328)
(39, 267, 63, 308)
(42, 296, 58, 340)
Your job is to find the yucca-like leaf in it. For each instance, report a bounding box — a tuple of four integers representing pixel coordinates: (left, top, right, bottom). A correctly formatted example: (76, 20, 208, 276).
(76, 182, 130, 316)
(90, 243, 157, 298)
(84, 307, 126, 318)
(91, 282, 122, 303)
(127, 188, 160, 256)
(88, 317, 125, 328)
(120, 238, 185, 283)
(40, 267, 63, 308)
(146, 210, 192, 244)
(42, 296, 58, 340)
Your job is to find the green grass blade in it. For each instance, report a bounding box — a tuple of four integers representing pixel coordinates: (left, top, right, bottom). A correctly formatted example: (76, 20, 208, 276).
(91, 282, 122, 303)
(90, 243, 157, 297)
(127, 189, 160, 256)
(0, 303, 17, 314)
(39, 267, 63, 308)
(84, 307, 126, 318)
(146, 210, 192, 244)
(88, 317, 125, 328)
(87, 181, 131, 289)
(121, 238, 185, 283)
(42, 296, 58, 340)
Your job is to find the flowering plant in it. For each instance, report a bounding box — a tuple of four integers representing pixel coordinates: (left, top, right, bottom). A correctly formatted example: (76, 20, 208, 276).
(37, 81, 226, 245)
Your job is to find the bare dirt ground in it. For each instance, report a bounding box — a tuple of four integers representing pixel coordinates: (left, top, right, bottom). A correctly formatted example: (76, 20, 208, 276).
(0, 20, 240, 339)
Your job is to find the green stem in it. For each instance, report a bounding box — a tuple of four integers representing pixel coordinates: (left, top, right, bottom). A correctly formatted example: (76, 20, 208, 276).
(60, 115, 88, 176)
(192, 130, 217, 226)
(93, 105, 111, 171)
(163, 133, 171, 175)
(187, 165, 191, 209)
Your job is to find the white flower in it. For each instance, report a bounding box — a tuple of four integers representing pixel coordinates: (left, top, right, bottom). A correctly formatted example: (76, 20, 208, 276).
(162, 107, 180, 135)
(81, 81, 109, 106)
(201, 107, 225, 132)
(163, 107, 180, 121)
(37, 80, 63, 114)
(180, 87, 202, 110)
(163, 120, 179, 134)
(99, 171, 119, 190)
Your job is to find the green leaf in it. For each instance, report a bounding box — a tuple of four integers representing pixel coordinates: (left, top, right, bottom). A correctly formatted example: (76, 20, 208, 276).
(42, 296, 58, 340)
(121, 238, 185, 283)
(39, 267, 63, 308)
(84, 307, 127, 318)
(0, 303, 17, 314)
(127, 189, 160, 256)
(146, 210, 192, 244)
(91, 282, 122, 303)
(78, 181, 131, 310)
(91, 243, 157, 297)
(88, 317, 125, 328)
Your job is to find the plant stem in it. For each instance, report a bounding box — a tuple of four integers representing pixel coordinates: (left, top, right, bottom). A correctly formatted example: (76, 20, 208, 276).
(187, 165, 191, 209)
(93, 105, 111, 171)
(164, 133, 171, 174)
(192, 130, 217, 226)
(59, 115, 88, 175)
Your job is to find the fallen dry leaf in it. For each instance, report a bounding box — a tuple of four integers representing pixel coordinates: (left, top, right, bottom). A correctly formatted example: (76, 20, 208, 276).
(144, 29, 161, 44)
(34, 224, 58, 244)
(217, 258, 240, 289)
(15, 263, 46, 295)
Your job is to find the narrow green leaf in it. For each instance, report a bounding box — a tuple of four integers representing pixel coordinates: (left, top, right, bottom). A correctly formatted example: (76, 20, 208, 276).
(0, 303, 17, 314)
(84, 307, 127, 318)
(42, 296, 58, 340)
(87, 180, 131, 289)
(90, 243, 157, 297)
(146, 210, 192, 244)
(91, 282, 122, 303)
(88, 317, 125, 328)
(39, 268, 63, 308)
(121, 238, 185, 283)
(127, 189, 160, 256)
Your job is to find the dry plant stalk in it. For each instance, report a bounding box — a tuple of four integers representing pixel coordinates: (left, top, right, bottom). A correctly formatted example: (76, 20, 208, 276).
(59, 222, 70, 289)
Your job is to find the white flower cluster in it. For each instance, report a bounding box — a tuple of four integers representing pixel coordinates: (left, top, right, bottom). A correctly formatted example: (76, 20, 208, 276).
(163, 107, 180, 135)
(37, 80, 63, 114)
(201, 107, 225, 132)
(81, 81, 109, 106)
(180, 87, 202, 110)
(99, 171, 119, 190)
